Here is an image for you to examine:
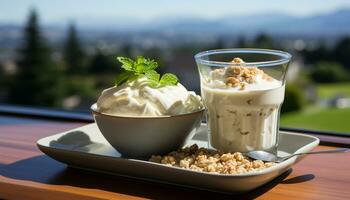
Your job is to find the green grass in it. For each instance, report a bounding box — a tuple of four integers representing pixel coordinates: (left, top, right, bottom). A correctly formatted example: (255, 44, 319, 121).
(280, 83, 350, 134)
(280, 108, 350, 134)
(317, 82, 350, 99)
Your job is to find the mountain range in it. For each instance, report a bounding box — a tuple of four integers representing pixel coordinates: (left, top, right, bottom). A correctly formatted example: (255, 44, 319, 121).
(144, 9, 350, 37)
(61, 8, 350, 37)
(0, 8, 350, 42)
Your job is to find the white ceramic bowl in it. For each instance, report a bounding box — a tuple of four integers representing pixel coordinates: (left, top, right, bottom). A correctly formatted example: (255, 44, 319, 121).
(91, 104, 204, 158)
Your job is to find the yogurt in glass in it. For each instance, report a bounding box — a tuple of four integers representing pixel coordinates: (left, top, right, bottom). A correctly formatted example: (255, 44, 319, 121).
(195, 50, 291, 153)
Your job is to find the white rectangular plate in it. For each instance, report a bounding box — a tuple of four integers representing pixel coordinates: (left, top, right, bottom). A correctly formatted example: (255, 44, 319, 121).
(37, 123, 319, 193)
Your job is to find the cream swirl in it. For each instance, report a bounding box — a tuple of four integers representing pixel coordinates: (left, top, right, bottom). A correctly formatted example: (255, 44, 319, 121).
(96, 77, 203, 117)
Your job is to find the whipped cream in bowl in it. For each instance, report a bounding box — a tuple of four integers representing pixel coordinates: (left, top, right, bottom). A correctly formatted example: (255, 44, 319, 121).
(91, 56, 204, 158)
(95, 77, 203, 117)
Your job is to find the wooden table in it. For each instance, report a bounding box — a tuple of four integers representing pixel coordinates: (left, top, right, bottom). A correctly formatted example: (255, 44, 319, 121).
(0, 115, 349, 200)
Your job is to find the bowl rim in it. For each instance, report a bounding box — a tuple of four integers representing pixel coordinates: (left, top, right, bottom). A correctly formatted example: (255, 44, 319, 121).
(91, 103, 205, 119)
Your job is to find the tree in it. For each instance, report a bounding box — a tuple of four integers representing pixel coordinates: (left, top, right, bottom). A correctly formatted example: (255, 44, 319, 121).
(63, 23, 85, 73)
(213, 37, 226, 49)
(0, 62, 4, 81)
(281, 84, 306, 113)
(236, 36, 248, 48)
(88, 50, 116, 74)
(334, 37, 350, 70)
(310, 61, 348, 83)
(9, 9, 64, 106)
(0, 63, 5, 92)
(302, 43, 330, 65)
(254, 34, 274, 49)
(119, 43, 132, 58)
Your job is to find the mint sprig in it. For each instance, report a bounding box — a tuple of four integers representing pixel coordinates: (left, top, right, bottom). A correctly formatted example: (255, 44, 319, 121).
(115, 56, 179, 88)
(159, 73, 179, 86)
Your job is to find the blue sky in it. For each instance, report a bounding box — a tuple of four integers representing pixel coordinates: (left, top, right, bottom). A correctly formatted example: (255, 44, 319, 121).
(1, 0, 350, 23)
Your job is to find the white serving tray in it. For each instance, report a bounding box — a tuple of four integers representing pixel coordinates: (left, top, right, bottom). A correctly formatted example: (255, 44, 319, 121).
(37, 123, 319, 193)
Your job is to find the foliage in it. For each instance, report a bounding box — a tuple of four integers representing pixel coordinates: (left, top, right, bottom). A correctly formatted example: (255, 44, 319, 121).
(0, 63, 4, 82)
(281, 84, 306, 113)
(63, 23, 86, 73)
(334, 37, 350, 70)
(302, 37, 350, 70)
(9, 9, 65, 107)
(310, 61, 348, 83)
(254, 34, 275, 49)
(236, 36, 248, 48)
(65, 76, 97, 98)
(88, 51, 116, 74)
(302, 43, 331, 64)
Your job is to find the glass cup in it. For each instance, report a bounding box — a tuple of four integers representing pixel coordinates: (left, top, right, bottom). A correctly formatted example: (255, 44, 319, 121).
(195, 49, 292, 154)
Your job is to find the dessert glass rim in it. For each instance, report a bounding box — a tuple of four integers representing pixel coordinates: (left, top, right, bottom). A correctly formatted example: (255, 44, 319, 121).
(194, 48, 292, 68)
(90, 103, 205, 119)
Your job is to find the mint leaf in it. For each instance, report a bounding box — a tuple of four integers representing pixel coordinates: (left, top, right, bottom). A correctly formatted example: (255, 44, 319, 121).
(145, 70, 160, 88)
(134, 56, 158, 73)
(128, 74, 140, 82)
(136, 56, 147, 64)
(159, 73, 179, 86)
(148, 80, 159, 88)
(115, 70, 133, 86)
(115, 56, 179, 88)
(145, 70, 160, 82)
(135, 63, 147, 74)
(144, 58, 158, 70)
(117, 57, 135, 71)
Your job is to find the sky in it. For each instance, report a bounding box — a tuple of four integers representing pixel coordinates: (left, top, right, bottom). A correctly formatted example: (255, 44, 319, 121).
(1, 0, 350, 24)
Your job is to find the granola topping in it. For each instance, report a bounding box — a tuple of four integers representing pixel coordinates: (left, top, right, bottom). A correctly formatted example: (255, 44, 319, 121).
(149, 144, 275, 174)
(224, 58, 273, 89)
(207, 57, 279, 90)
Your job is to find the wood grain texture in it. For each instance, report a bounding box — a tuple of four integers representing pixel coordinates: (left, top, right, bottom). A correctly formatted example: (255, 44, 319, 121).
(0, 115, 349, 200)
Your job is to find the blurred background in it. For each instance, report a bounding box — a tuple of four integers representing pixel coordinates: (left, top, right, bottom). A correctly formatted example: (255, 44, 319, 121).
(0, 0, 350, 133)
